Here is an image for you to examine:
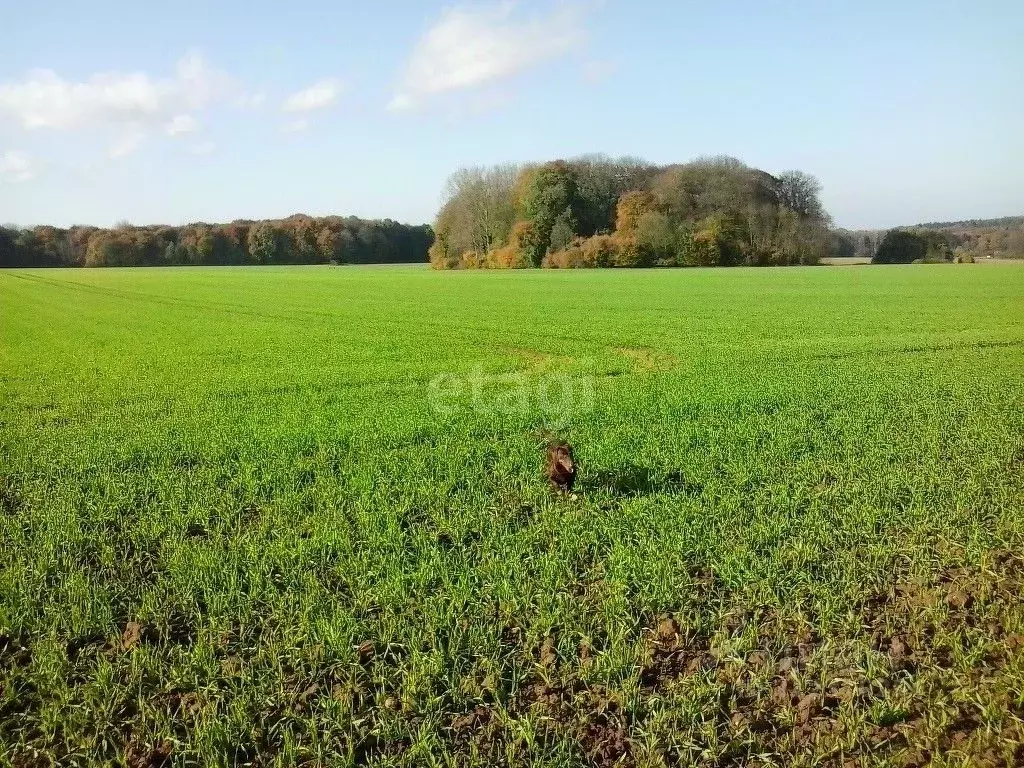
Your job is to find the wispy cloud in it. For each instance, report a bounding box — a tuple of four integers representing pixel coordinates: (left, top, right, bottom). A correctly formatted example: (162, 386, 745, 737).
(234, 91, 267, 109)
(0, 52, 231, 130)
(283, 79, 342, 112)
(389, 1, 585, 112)
(109, 132, 144, 159)
(165, 113, 199, 136)
(281, 117, 310, 134)
(0, 150, 34, 182)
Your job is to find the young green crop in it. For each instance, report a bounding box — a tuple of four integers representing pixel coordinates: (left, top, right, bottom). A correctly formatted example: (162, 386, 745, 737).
(1, 264, 1023, 766)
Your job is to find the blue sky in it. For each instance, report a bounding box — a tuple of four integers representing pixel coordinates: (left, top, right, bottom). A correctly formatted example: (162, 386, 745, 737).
(1, 0, 1021, 230)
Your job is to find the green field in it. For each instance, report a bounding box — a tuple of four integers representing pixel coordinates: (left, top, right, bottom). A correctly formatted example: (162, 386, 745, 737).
(2, 264, 1024, 767)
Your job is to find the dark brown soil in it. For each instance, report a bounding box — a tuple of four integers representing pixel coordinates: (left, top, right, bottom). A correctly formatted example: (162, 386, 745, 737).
(434, 551, 1024, 767)
(125, 739, 173, 768)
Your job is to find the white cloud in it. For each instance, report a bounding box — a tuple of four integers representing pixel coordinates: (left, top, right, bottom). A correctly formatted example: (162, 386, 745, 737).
(281, 117, 310, 134)
(283, 79, 341, 112)
(165, 113, 199, 136)
(389, 1, 584, 111)
(234, 91, 267, 109)
(190, 141, 216, 155)
(388, 93, 415, 112)
(0, 70, 161, 129)
(174, 51, 232, 108)
(0, 150, 34, 182)
(109, 132, 144, 158)
(0, 52, 231, 130)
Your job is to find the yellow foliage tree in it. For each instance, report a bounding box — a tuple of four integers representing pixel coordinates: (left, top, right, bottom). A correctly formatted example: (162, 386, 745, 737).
(615, 191, 657, 234)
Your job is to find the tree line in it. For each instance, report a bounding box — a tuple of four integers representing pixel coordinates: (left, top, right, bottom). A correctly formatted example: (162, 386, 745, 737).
(429, 155, 839, 269)
(0, 215, 434, 268)
(870, 229, 959, 264)
(950, 221, 1024, 259)
(840, 216, 1024, 262)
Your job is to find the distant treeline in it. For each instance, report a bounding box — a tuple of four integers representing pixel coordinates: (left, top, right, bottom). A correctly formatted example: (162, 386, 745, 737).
(840, 216, 1024, 261)
(913, 215, 1024, 231)
(429, 155, 839, 269)
(0, 215, 434, 268)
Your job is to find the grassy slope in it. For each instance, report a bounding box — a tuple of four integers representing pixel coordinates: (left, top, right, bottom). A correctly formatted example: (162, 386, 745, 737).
(1, 265, 1024, 767)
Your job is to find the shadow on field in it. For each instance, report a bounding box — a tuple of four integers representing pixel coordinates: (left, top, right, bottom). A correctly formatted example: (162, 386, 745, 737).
(586, 464, 701, 498)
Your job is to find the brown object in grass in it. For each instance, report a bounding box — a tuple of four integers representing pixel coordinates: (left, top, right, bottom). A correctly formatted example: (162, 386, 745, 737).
(122, 622, 144, 650)
(546, 441, 576, 493)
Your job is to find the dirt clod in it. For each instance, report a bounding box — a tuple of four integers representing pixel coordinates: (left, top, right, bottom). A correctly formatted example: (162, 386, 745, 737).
(356, 640, 375, 665)
(450, 705, 490, 733)
(125, 740, 173, 768)
(539, 635, 558, 668)
(772, 677, 794, 707)
(122, 622, 144, 650)
(945, 589, 973, 610)
(889, 635, 908, 661)
(796, 693, 820, 725)
(580, 719, 630, 767)
(656, 616, 680, 642)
